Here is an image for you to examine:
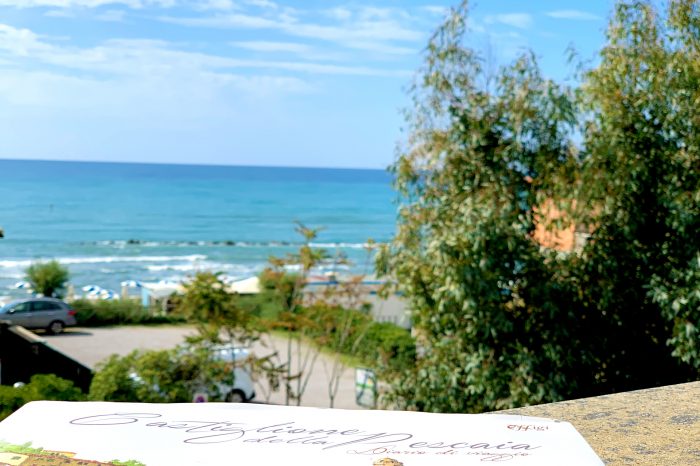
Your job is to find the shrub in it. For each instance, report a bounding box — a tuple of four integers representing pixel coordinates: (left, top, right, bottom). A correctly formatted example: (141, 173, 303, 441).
(0, 374, 85, 421)
(361, 322, 416, 373)
(173, 272, 260, 343)
(25, 260, 69, 298)
(71, 299, 185, 327)
(88, 347, 229, 403)
(294, 306, 416, 373)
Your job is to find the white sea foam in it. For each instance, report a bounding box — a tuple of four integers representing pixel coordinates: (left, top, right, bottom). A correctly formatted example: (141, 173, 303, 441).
(0, 255, 207, 268)
(91, 239, 380, 249)
(147, 262, 261, 274)
(147, 264, 198, 272)
(310, 242, 375, 249)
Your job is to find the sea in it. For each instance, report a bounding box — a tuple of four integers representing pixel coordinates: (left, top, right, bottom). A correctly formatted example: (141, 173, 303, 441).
(0, 159, 397, 299)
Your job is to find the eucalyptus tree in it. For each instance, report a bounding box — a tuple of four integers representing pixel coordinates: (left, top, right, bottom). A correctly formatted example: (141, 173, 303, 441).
(378, 0, 699, 414)
(376, 1, 581, 412)
(575, 0, 700, 384)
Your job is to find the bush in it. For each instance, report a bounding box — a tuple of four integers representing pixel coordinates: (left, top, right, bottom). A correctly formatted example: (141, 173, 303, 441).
(71, 299, 185, 327)
(25, 260, 69, 298)
(292, 306, 416, 373)
(0, 374, 85, 421)
(361, 322, 416, 373)
(89, 347, 229, 403)
(173, 272, 260, 343)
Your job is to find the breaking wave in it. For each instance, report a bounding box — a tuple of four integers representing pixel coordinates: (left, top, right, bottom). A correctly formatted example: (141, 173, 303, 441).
(0, 255, 207, 269)
(89, 239, 378, 249)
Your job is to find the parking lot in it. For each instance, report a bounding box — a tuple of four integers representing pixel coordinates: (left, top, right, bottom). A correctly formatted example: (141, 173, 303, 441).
(44, 325, 361, 410)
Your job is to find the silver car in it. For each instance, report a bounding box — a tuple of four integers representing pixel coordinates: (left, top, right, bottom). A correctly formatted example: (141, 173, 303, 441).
(0, 297, 77, 334)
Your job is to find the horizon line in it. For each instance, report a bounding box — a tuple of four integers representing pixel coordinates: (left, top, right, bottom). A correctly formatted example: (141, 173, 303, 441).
(0, 157, 392, 172)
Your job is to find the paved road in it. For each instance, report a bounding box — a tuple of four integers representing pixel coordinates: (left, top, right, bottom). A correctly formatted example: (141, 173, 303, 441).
(43, 325, 361, 410)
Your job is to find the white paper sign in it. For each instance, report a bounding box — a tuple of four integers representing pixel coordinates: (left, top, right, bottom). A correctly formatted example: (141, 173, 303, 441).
(0, 401, 603, 465)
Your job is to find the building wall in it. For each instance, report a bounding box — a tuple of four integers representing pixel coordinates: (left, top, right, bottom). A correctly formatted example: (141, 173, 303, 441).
(0, 322, 92, 391)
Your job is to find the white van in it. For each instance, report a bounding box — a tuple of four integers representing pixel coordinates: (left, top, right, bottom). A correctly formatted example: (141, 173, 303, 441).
(130, 345, 256, 403)
(210, 345, 255, 403)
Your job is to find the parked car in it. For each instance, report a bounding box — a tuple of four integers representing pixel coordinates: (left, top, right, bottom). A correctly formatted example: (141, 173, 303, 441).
(0, 297, 77, 334)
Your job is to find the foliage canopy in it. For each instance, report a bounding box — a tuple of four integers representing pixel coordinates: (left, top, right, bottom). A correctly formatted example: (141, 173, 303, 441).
(25, 260, 69, 298)
(88, 346, 230, 403)
(378, 0, 699, 412)
(0, 374, 85, 421)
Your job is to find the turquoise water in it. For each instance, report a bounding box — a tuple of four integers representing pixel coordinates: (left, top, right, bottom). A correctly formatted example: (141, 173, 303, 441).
(0, 160, 396, 297)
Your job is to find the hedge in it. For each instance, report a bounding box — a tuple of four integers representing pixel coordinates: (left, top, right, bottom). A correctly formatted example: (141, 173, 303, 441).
(71, 299, 185, 327)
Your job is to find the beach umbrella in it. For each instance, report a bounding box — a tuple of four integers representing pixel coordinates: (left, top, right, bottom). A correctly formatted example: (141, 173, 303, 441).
(96, 289, 115, 300)
(120, 280, 142, 288)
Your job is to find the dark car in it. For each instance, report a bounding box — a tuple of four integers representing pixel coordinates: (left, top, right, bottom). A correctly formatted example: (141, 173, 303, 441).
(0, 297, 77, 334)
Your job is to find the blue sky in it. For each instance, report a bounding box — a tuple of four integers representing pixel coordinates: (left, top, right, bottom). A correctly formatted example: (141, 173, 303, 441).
(0, 1, 613, 169)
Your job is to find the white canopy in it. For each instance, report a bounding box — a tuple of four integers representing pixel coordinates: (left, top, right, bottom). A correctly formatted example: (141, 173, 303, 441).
(229, 276, 260, 294)
(141, 281, 185, 299)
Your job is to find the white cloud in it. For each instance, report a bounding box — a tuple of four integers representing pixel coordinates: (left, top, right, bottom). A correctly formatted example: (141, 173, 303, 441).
(160, 4, 423, 55)
(244, 0, 276, 8)
(0, 0, 174, 8)
(164, 12, 278, 28)
(0, 23, 320, 141)
(0, 4, 412, 167)
(546, 10, 601, 21)
(96, 8, 125, 20)
(201, 71, 310, 94)
(44, 8, 75, 17)
(231, 40, 311, 54)
(229, 40, 351, 62)
(324, 6, 351, 21)
(231, 36, 420, 56)
(485, 13, 533, 30)
(421, 5, 448, 17)
(289, 20, 421, 43)
(162, 13, 422, 48)
(0, 24, 53, 56)
(196, 0, 237, 11)
(344, 40, 416, 55)
(356, 6, 407, 22)
(0, 23, 407, 78)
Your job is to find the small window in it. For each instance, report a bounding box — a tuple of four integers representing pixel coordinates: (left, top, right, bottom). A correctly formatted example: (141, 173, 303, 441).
(10, 302, 31, 313)
(31, 301, 60, 312)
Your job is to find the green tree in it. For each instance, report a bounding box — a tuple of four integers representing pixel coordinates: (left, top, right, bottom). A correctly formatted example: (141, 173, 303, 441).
(261, 224, 377, 407)
(262, 224, 331, 406)
(176, 272, 259, 345)
(572, 0, 700, 388)
(378, 0, 699, 413)
(376, 1, 580, 413)
(173, 271, 285, 403)
(25, 260, 70, 298)
(88, 347, 229, 402)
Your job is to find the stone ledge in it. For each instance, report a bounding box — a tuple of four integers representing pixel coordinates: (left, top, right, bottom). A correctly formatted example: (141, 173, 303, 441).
(498, 381, 700, 465)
